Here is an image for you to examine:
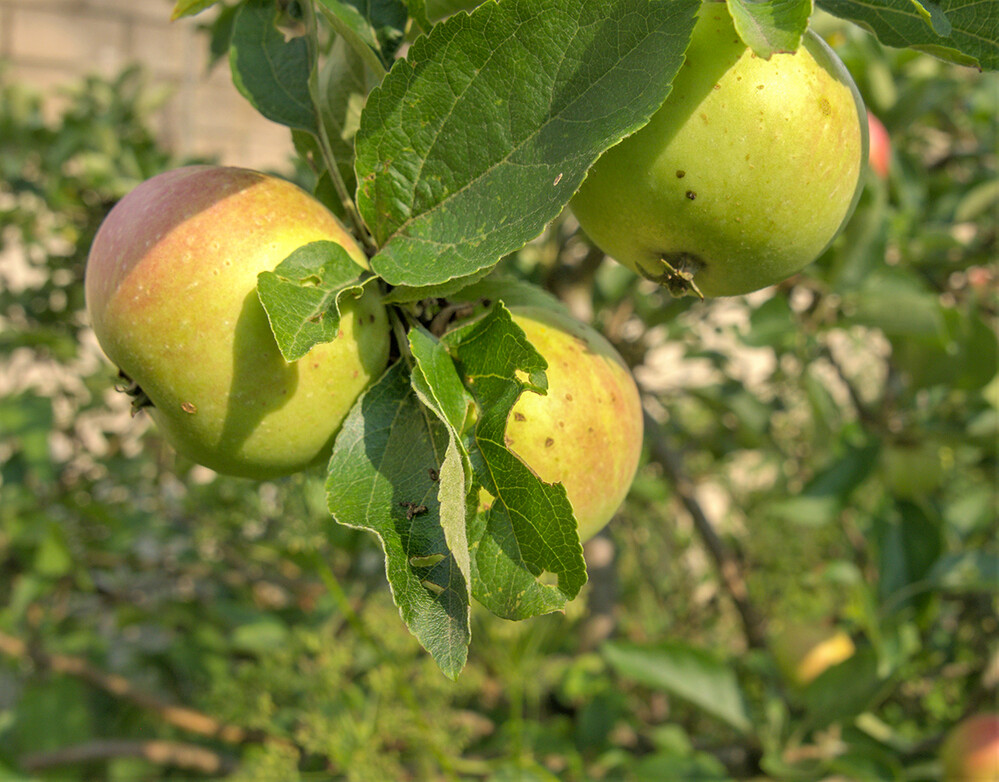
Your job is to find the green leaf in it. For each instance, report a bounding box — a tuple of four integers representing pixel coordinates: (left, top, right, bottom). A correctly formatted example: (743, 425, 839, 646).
(907, 0, 953, 35)
(382, 266, 495, 304)
(843, 273, 945, 337)
(406, 0, 433, 33)
(927, 551, 999, 593)
(767, 442, 880, 525)
(801, 646, 887, 729)
(316, 0, 408, 72)
(603, 641, 753, 735)
(408, 326, 475, 594)
(444, 304, 587, 620)
(256, 241, 370, 362)
(875, 501, 944, 610)
(326, 362, 470, 678)
(727, 0, 813, 57)
(171, 0, 222, 20)
(817, 0, 997, 70)
(356, 0, 700, 287)
(230, 0, 318, 132)
(317, 35, 374, 210)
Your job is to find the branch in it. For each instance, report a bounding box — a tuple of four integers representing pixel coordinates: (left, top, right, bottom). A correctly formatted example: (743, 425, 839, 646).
(0, 631, 282, 748)
(20, 740, 236, 775)
(642, 410, 768, 649)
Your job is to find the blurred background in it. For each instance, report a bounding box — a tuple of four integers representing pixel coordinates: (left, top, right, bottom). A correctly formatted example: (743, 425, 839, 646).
(1, 2, 997, 780)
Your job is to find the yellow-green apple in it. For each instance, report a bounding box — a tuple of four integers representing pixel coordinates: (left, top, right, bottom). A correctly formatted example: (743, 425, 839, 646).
(867, 111, 891, 180)
(772, 624, 856, 687)
(86, 165, 390, 479)
(570, 4, 867, 298)
(477, 306, 644, 543)
(941, 713, 999, 782)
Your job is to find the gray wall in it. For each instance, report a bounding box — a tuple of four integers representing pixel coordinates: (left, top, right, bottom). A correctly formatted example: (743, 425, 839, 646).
(0, 0, 294, 171)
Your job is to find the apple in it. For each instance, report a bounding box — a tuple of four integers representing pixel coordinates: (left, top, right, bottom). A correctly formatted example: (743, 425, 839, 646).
(940, 714, 999, 782)
(867, 111, 891, 179)
(479, 305, 644, 543)
(570, 4, 867, 298)
(771, 624, 856, 687)
(86, 165, 390, 479)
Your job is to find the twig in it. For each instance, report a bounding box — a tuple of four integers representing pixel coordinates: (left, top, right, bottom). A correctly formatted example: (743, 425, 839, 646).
(0, 631, 284, 749)
(21, 740, 236, 775)
(642, 410, 768, 649)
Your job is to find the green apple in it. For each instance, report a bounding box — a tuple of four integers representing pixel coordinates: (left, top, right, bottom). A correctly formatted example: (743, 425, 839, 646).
(941, 714, 999, 782)
(86, 165, 390, 479)
(481, 305, 644, 543)
(570, 4, 867, 298)
(772, 624, 856, 687)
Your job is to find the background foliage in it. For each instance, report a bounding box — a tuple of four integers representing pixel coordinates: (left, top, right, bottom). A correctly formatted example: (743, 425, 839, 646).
(1, 6, 996, 782)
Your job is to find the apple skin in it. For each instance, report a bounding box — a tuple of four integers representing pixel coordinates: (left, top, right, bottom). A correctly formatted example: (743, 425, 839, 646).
(867, 111, 891, 180)
(86, 165, 390, 479)
(940, 714, 999, 782)
(570, 5, 867, 298)
(490, 306, 644, 543)
(771, 624, 856, 687)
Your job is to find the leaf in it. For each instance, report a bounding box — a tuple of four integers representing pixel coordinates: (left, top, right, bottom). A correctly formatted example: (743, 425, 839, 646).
(230, 0, 318, 132)
(382, 266, 495, 304)
(727, 0, 813, 57)
(927, 551, 999, 593)
(908, 0, 954, 36)
(317, 35, 374, 210)
(875, 501, 944, 610)
(326, 362, 470, 678)
(356, 0, 700, 287)
(171, 0, 222, 21)
(801, 646, 887, 729)
(817, 0, 997, 70)
(843, 272, 945, 337)
(256, 241, 370, 362)
(767, 442, 880, 525)
(603, 641, 753, 735)
(316, 0, 408, 72)
(408, 326, 475, 593)
(443, 304, 586, 620)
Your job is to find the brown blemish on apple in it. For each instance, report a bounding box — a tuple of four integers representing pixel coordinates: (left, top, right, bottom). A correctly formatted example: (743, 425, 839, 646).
(181, 402, 197, 414)
(514, 412, 526, 421)
(545, 437, 554, 447)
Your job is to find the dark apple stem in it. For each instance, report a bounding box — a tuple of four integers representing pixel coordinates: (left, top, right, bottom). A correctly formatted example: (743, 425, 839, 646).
(642, 408, 768, 649)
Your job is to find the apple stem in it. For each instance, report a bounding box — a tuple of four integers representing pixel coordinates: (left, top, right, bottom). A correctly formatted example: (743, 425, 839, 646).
(114, 370, 153, 415)
(655, 254, 705, 299)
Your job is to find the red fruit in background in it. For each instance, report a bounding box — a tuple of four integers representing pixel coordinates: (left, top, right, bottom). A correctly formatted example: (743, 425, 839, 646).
(867, 111, 891, 179)
(941, 713, 999, 782)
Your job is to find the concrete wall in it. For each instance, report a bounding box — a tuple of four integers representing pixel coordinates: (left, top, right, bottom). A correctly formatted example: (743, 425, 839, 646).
(0, 0, 295, 171)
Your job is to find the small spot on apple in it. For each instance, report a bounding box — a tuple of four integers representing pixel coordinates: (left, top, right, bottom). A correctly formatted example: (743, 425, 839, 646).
(676, 170, 686, 178)
(514, 412, 526, 421)
(181, 402, 197, 414)
(685, 191, 697, 200)
(545, 437, 555, 447)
